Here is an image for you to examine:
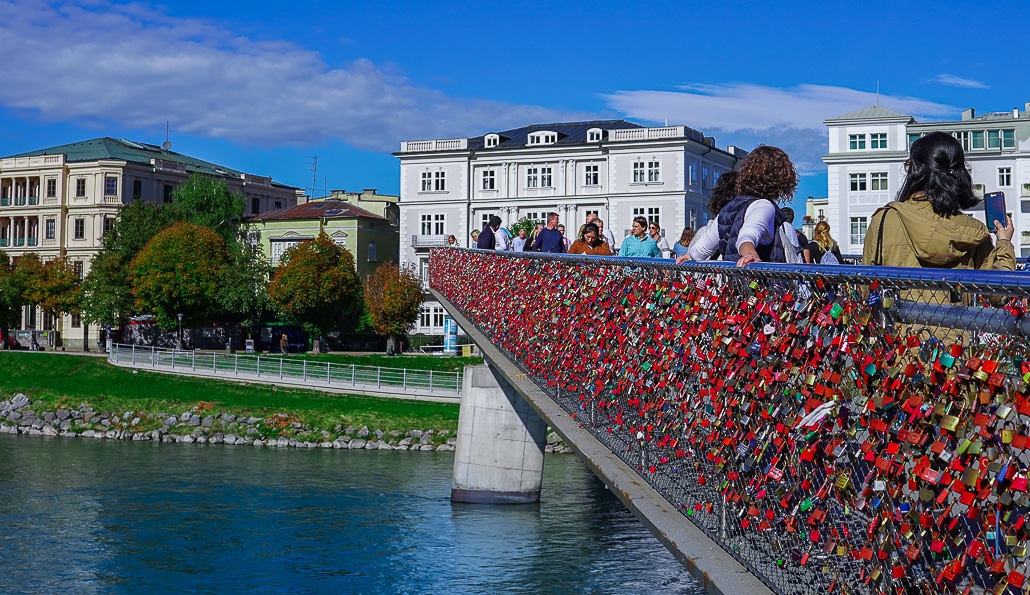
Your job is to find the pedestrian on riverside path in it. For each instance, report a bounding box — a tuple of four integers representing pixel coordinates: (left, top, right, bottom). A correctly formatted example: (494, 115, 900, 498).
(280, 333, 288, 355)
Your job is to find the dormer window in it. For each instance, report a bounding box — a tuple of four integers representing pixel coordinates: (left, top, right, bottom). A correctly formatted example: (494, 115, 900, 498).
(484, 133, 500, 148)
(527, 131, 558, 146)
(587, 128, 603, 142)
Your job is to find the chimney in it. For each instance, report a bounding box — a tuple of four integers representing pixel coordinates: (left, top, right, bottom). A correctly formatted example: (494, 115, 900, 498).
(362, 188, 377, 195)
(1025, 102, 1030, 113)
(961, 108, 975, 120)
(703, 137, 716, 147)
(1015, 107, 1021, 119)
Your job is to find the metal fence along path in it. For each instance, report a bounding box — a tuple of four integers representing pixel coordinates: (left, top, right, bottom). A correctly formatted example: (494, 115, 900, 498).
(107, 344, 462, 402)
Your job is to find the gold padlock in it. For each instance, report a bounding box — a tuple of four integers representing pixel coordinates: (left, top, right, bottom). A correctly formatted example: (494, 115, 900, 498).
(835, 471, 852, 489)
(940, 415, 960, 431)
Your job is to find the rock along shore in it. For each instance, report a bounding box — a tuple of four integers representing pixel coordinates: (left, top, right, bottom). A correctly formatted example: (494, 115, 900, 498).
(0, 393, 574, 454)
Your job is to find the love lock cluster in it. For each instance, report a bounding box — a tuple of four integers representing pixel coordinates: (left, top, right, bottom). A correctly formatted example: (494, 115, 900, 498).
(431, 249, 1030, 595)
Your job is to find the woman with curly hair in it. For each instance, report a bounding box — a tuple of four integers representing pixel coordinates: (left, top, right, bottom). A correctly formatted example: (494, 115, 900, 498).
(681, 146, 798, 266)
(864, 131, 1014, 270)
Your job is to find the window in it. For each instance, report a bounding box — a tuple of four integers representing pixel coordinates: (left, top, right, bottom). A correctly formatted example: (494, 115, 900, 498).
(587, 128, 602, 142)
(432, 306, 445, 327)
(953, 131, 970, 151)
(584, 164, 599, 186)
(434, 171, 446, 191)
(818, 209, 825, 219)
(689, 163, 697, 185)
(104, 176, 117, 196)
(908, 133, 923, 148)
(988, 130, 1001, 149)
(251, 197, 260, 214)
(527, 167, 539, 188)
(702, 166, 709, 190)
(421, 172, 432, 192)
(75, 178, 86, 197)
(647, 160, 661, 183)
(849, 173, 867, 192)
(103, 217, 114, 237)
(163, 184, 173, 203)
(482, 169, 495, 190)
(632, 161, 645, 183)
(73, 219, 85, 240)
(999, 167, 1012, 187)
(420, 214, 433, 235)
(689, 208, 697, 228)
(484, 133, 500, 148)
(1003, 129, 1016, 149)
(367, 242, 377, 261)
(850, 217, 868, 245)
(971, 131, 984, 149)
(71, 313, 81, 328)
(870, 172, 888, 191)
(632, 206, 661, 223)
(527, 131, 557, 145)
(46, 179, 56, 198)
(540, 166, 552, 187)
(420, 307, 431, 328)
(133, 180, 142, 200)
(274, 201, 282, 210)
(419, 258, 429, 288)
(432, 213, 445, 235)
(849, 134, 866, 150)
(45, 220, 55, 240)
(72, 261, 84, 280)
(869, 133, 887, 149)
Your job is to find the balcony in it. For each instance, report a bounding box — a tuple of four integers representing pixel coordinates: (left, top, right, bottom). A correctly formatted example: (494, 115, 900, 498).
(102, 194, 120, 204)
(26, 237, 37, 247)
(399, 138, 468, 152)
(27, 196, 38, 206)
(13, 238, 24, 247)
(0, 239, 7, 247)
(0, 197, 8, 206)
(411, 234, 450, 248)
(611, 126, 689, 142)
(14, 197, 26, 206)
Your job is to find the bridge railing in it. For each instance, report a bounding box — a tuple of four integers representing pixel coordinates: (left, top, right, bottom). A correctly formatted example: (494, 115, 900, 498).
(108, 343, 462, 395)
(430, 248, 1030, 595)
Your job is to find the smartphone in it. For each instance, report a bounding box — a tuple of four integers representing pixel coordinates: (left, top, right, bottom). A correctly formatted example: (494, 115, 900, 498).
(984, 191, 1007, 229)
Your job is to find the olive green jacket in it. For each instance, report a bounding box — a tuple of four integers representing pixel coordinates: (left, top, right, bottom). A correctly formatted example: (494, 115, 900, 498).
(863, 195, 1015, 271)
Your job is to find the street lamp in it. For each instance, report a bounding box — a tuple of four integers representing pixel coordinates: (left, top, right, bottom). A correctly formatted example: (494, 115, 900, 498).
(177, 313, 183, 350)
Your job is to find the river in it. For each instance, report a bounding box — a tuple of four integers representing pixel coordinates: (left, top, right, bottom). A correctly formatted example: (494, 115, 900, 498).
(0, 434, 704, 594)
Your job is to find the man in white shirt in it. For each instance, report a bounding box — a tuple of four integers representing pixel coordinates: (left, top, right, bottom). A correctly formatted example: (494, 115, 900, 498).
(512, 229, 527, 252)
(495, 224, 512, 251)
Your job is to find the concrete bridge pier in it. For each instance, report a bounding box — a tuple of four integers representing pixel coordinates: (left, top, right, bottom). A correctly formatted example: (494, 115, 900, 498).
(451, 363, 547, 504)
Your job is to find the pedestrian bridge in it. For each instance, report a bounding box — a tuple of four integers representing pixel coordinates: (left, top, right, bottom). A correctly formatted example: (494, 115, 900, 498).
(431, 247, 1030, 595)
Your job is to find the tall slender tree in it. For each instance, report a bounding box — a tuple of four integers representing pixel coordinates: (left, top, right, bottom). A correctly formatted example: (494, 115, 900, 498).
(363, 263, 424, 354)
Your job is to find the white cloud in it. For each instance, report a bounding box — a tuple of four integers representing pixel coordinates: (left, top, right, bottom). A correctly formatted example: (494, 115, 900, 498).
(931, 74, 989, 89)
(603, 83, 958, 175)
(0, 1, 589, 151)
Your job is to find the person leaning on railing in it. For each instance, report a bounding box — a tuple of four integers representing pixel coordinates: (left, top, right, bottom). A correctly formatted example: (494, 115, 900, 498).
(863, 132, 1014, 271)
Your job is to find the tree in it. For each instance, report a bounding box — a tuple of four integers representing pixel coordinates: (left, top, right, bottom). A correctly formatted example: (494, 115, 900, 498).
(171, 173, 246, 245)
(364, 263, 424, 354)
(130, 222, 229, 329)
(0, 251, 24, 349)
(217, 234, 274, 332)
(80, 249, 133, 327)
(268, 232, 362, 350)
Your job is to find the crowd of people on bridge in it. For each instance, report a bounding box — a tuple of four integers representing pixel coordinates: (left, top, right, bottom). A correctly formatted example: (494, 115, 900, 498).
(461, 133, 1015, 272)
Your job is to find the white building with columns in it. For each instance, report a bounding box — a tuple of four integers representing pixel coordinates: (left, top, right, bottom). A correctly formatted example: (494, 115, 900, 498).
(396, 120, 746, 336)
(0, 137, 301, 349)
(823, 103, 1030, 258)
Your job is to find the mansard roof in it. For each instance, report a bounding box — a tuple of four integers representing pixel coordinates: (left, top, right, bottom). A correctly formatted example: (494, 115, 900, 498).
(469, 120, 644, 150)
(5, 137, 297, 189)
(825, 105, 914, 123)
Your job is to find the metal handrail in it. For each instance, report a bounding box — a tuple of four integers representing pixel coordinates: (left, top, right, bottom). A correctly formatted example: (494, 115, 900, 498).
(108, 343, 462, 395)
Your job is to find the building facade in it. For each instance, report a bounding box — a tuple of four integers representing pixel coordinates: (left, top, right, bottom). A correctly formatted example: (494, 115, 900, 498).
(823, 103, 1030, 257)
(0, 137, 302, 349)
(247, 198, 399, 281)
(396, 120, 745, 336)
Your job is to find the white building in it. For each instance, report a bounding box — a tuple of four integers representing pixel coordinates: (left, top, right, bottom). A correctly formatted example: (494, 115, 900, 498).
(395, 120, 746, 336)
(823, 103, 1030, 257)
(0, 137, 302, 349)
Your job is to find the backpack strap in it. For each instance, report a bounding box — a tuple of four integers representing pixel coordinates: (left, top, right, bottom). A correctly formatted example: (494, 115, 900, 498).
(873, 205, 897, 266)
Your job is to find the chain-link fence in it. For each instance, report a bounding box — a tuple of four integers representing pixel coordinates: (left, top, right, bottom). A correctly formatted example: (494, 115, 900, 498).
(431, 248, 1030, 595)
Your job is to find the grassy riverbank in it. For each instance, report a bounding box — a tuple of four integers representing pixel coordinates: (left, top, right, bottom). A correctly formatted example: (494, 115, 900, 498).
(0, 352, 460, 439)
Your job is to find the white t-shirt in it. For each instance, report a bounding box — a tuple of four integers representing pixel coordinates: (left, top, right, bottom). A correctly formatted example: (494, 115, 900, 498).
(688, 200, 777, 261)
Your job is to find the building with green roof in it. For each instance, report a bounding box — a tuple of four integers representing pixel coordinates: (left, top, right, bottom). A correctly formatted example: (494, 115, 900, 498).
(0, 137, 302, 349)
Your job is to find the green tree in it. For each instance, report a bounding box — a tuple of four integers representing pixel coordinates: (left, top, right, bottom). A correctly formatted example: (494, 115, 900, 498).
(364, 263, 424, 353)
(172, 173, 246, 244)
(130, 222, 229, 329)
(268, 232, 362, 350)
(80, 249, 133, 327)
(0, 251, 24, 349)
(27, 257, 81, 320)
(218, 235, 274, 332)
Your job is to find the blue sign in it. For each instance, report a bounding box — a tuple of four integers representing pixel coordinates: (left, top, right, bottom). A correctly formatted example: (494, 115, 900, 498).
(443, 316, 457, 355)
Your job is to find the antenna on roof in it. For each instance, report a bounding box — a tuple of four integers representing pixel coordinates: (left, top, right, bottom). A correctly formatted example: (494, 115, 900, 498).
(162, 121, 172, 151)
(875, 81, 880, 107)
(307, 155, 318, 198)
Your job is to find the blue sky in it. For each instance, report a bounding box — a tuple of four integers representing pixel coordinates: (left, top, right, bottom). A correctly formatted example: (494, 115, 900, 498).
(0, 0, 1026, 214)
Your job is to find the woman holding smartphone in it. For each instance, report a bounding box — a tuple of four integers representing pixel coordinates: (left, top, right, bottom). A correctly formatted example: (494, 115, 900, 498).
(864, 132, 1015, 270)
